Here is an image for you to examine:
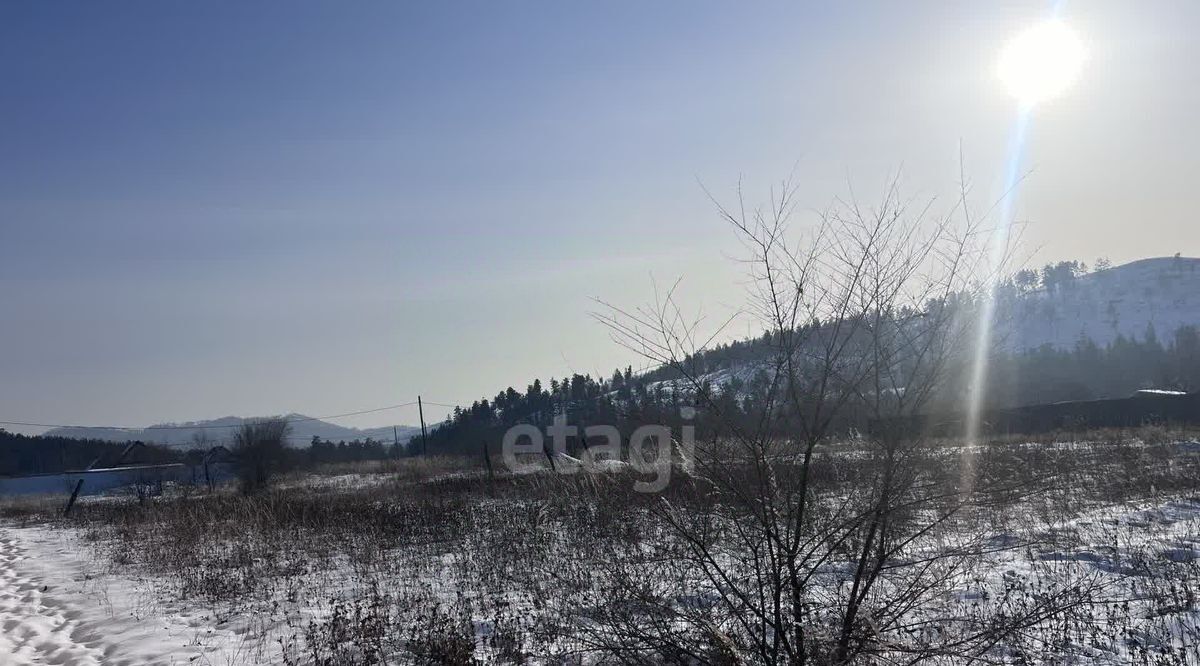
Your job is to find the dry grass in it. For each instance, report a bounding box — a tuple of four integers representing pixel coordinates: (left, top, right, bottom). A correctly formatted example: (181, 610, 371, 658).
(4, 430, 1199, 664)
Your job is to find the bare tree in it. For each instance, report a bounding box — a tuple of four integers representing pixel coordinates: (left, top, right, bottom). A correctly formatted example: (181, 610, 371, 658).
(232, 418, 290, 493)
(592, 175, 1091, 664)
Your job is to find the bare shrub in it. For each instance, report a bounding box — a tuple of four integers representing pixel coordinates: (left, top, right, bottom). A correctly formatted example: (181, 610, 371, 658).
(590, 176, 1097, 663)
(302, 592, 393, 665)
(25, 424, 1199, 665)
(233, 418, 290, 493)
(405, 603, 477, 665)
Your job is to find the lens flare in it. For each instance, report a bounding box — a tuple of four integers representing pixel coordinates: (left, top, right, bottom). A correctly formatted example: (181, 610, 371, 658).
(964, 17, 1084, 491)
(964, 111, 1030, 454)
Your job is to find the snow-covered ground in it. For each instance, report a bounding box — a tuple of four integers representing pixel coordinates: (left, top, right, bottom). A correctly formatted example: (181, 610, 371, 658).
(948, 497, 1200, 663)
(3, 494, 1198, 664)
(2, 439, 1198, 665)
(0, 526, 279, 665)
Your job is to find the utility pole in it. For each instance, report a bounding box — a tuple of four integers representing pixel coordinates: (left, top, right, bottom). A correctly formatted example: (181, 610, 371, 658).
(392, 426, 399, 457)
(418, 395, 429, 456)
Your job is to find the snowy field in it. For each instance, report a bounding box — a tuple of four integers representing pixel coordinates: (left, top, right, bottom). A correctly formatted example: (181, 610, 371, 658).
(1, 432, 1198, 665)
(0, 526, 268, 665)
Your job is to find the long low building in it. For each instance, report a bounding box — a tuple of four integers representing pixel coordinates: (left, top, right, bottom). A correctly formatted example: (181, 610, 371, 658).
(0, 463, 229, 497)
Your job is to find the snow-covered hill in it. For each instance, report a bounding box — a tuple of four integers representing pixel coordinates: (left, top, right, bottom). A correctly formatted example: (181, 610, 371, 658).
(44, 415, 420, 449)
(644, 256, 1200, 396)
(1001, 256, 1200, 351)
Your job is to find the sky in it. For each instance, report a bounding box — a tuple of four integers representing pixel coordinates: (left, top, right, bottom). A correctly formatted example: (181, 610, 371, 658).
(2, 1, 1197, 435)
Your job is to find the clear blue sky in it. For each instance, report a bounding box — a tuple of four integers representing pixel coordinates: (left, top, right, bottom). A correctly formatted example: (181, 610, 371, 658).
(2, 1, 1197, 434)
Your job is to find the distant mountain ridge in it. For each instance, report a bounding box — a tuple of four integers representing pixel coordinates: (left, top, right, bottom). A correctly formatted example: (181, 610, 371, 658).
(45, 414, 421, 449)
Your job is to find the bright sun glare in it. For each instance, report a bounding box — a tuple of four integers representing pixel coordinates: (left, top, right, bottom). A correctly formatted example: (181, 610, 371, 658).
(998, 20, 1086, 106)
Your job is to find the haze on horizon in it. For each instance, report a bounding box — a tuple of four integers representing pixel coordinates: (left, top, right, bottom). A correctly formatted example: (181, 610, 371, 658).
(2, 1, 1197, 435)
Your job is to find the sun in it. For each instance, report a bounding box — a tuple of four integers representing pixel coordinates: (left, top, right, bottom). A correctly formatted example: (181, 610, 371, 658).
(998, 20, 1086, 106)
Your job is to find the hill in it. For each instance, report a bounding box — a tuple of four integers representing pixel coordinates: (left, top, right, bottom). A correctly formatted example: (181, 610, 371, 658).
(1001, 256, 1200, 351)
